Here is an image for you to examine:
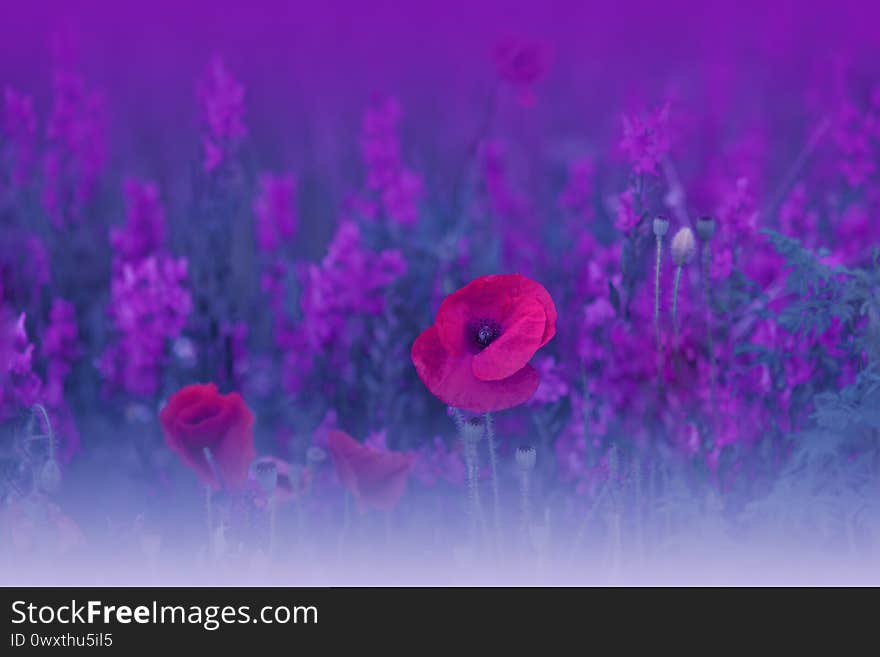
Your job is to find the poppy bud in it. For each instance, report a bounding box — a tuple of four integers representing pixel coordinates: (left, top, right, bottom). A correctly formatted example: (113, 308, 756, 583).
(253, 459, 278, 494)
(670, 227, 696, 266)
(39, 459, 62, 494)
(460, 417, 485, 444)
(696, 215, 716, 241)
(306, 447, 327, 466)
(515, 446, 537, 472)
(653, 215, 670, 237)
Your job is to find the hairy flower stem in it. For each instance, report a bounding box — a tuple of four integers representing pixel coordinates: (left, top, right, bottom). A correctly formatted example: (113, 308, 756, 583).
(205, 485, 213, 559)
(453, 409, 485, 542)
(338, 490, 351, 560)
(463, 437, 483, 538)
(608, 510, 622, 584)
(634, 456, 644, 563)
(703, 246, 717, 429)
(518, 468, 531, 533)
(672, 265, 683, 362)
(202, 446, 221, 561)
(567, 479, 609, 565)
(654, 235, 664, 377)
(268, 496, 277, 559)
(484, 413, 502, 549)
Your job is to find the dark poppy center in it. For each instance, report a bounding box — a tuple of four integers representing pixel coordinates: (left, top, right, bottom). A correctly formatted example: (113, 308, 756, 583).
(470, 318, 502, 349)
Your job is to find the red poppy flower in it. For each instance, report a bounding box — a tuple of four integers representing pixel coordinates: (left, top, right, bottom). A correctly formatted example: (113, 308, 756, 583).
(327, 430, 415, 512)
(160, 383, 255, 490)
(411, 274, 557, 413)
(494, 37, 552, 106)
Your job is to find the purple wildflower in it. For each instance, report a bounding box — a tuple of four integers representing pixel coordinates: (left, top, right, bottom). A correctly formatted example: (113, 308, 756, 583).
(360, 97, 423, 226)
(42, 71, 107, 228)
(253, 173, 298, 253)
(614, 188, 641, 233)
(41, 298, 79, 408)
(110, 179, 167, 266)
(99, 255, 192, 397)
(198, 56, 246, 173)
(220, 320, 249, 389)
(619, 102, 671, 176)
(279, 221, 406, 394)
(529, 356, 569, 405)
(2, 87, 37, 191)
(0, 312, 42, 421)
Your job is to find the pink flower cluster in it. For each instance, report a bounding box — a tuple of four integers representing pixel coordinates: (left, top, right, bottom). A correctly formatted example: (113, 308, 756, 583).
(99, 256, 192, 397)
(42, 71, 107, 228)
(614, 188, 641, 233)
(41, 299, 79, 408)
(480, 140, 541, 273)
(110, 179, 167, 267)
(2, 87, 37, 192)
(253, 173, 298, 253)
(0, 312, 42, 422)
(198, 57, 246, 173)
(360, 97, 424, 226)
(279, 221, 406, 393)
(619, 102, 671, 177)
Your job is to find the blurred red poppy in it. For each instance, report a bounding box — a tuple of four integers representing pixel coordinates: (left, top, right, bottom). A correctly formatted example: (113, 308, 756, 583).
(327, 430, 414, 512)
(411, 274, 557, 412)
(160, 383, 255, 490)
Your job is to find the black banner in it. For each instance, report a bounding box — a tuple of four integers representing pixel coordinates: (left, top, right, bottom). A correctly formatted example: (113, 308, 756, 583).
(0, 586, 867, 650)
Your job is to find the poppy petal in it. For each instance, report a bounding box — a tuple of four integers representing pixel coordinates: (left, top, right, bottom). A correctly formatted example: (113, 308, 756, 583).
(472, 296, 546, 381)
(411, 325, 539, 412)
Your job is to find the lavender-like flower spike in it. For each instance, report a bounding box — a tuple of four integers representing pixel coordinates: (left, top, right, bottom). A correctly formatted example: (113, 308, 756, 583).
(360, 97, 424, 226)
(110, 179, 167, 266)
(42, 70, 107, 228)
(198, 56, 246, 173)
(2, 87, 37, 191)
(253, 173, 298, 253)
(99, 255, 192, 398)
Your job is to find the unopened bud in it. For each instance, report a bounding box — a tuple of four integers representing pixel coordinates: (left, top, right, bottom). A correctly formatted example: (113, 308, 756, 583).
(515, 447, 537, 472)
(696, 215, 716, 241)
(671, 227, 696, 266)
(459, 417, 484, 444)
(253, 459, 278, 494)
(653, 215, 670, 238)
(306, 446, 326, 465)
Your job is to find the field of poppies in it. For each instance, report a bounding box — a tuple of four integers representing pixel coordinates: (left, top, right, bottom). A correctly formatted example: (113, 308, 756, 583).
(2, 1, 880, 585)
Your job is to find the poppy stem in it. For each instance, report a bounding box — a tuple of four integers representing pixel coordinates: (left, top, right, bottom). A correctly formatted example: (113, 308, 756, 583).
(484, 413, 502, 552)
(703, 245, 717, 433)
(672, 264, 683, 353)
(338, 490, 351, 559)
(205, 484, 213, 560)
(454, 409, 485, 542)
(268, 496, 277, 559)
(519, 465, 531, 534)
(654, 234, 664, 378)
